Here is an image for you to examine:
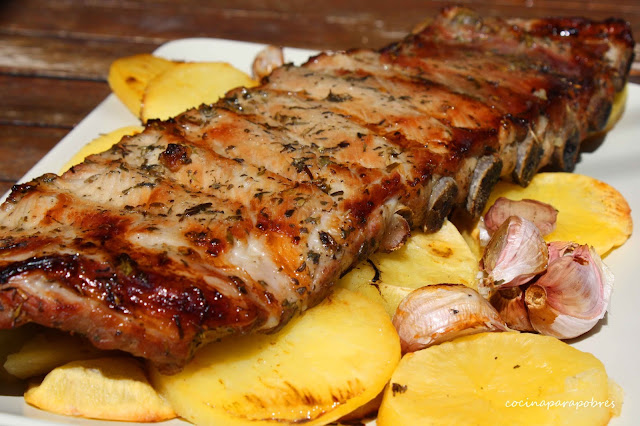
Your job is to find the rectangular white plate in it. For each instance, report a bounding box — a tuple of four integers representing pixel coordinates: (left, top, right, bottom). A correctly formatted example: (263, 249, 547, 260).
(1, 37, 639, 425)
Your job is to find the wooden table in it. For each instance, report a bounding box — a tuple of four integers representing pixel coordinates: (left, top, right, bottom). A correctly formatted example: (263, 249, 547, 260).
(2, 0, 639, 195)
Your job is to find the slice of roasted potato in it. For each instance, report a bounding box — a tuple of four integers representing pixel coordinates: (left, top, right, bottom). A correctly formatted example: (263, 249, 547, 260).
(60, 125, 143, 173)
(141, 62, 258, 122)
(4, 329, 107, 379)
(150, 288, 401, 426)
(337, 219, 479, 317)
(338, 260, 427, 318)
(378, 332, 621, 425)
(108, 53, 176, 118)
(24, 357, 176, 422)
(370, 219, 479, 288)
(335, 260, 386, 302)
(0, 325, 40, 385)
(471, 173, 632, 256)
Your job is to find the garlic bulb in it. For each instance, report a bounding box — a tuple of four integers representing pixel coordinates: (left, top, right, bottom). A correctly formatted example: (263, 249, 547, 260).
(525, 243, 613, 339)
(392, 284, 509, 353)
(489, 286, 534, 332)
(481, 216, 549, 290)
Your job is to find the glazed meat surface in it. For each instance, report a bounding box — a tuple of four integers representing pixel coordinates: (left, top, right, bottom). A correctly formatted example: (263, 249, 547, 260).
(0, 7, 634, 373)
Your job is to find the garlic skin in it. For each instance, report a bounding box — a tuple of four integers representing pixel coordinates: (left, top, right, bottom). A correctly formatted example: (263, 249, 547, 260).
(483, 197, 558, 237)
(525, 243, 613, 339)
(392, 284, 509, 353)
(481, 216, 549, 290)
(547, 240, 579, 262)
(489, 286, 534, 332)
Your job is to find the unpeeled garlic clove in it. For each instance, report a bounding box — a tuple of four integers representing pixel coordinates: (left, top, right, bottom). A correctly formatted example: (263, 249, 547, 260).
(525, 243, 613, 339)
(489, 286, 534, 332)
(481, 216, 549, 290)
(392, 284, 509, 354)
(485, 197, 558, 235)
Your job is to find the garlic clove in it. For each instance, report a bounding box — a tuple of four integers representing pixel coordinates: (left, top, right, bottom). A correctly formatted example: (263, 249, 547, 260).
(489, 286, 534, 332)
(481, 216, 549, 290)
(525, 244, 613, 339)
(392, 284, 508, 354)
(483, 197, 558, 237)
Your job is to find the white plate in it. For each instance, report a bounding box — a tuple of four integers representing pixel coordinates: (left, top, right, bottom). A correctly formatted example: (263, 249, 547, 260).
(1, 38, 639, 425)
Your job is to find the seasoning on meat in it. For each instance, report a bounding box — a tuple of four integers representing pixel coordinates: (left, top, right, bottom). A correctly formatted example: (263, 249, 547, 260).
(0, 7, 634, 373)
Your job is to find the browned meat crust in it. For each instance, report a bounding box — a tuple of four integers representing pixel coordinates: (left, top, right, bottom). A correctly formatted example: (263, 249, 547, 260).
(0, 7, 633, 373)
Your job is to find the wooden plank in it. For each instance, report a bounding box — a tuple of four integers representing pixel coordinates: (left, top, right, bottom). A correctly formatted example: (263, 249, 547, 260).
(0, 125, 68, 182)
(0, 74, 110, 127)
(4, 0, 639, 28)
(0, 35, 159, 80)
(0, 33, 636, 84)
(1, 1, 638, 81)
(3, 0, 637, 52)
(0, 4, 385, 51)
(0, 181, 15, 197)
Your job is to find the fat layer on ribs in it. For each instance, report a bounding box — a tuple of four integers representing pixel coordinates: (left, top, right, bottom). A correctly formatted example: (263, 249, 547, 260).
(0, 7, 634, 373)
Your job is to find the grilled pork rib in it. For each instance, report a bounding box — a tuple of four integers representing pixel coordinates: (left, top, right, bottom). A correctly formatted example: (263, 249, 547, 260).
(0, 7, 634, 373)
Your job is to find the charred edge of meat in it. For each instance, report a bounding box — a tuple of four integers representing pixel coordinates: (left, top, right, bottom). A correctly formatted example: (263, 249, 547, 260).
(588, 99, 613, 133)
(466, 156, 503, 218)
(158, 143, 193, 172)
(512, 135, 544, 186)
(608, 35, 635, 91)
(0, 255, 75, 285)
(6, 174, 57, 204)
(618, 51, 635, 91)
(424, 176, 458, 232)
(553, 130, 581, 172)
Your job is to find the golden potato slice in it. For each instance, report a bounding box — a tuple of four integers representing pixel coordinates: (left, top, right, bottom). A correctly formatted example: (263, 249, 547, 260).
(337, 261, 415, 318)
(108, 53, 176, 117)
(4, 329, 106, 379)
(24, 357, 175, 422)
(378, 332, 621, 426)
(478, 173, 632, 256)
(150, 288, 400, 426)
(370, 220, 478, 288)
(60, 125, 143, 173)
(337, 220, 479, 317)
(456, 222, 484, 260)
(336, 261, 388, 307)
(0, 325, 40, 384)
(141, 62, 258, 122)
